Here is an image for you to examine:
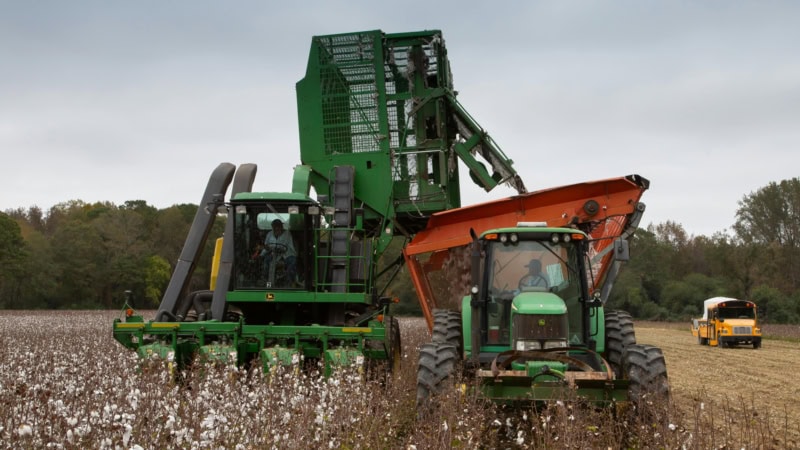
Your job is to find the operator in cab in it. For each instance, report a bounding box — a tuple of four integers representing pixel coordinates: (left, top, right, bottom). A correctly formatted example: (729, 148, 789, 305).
(519, 259, 549, 290)
(261, 219, 297, 286)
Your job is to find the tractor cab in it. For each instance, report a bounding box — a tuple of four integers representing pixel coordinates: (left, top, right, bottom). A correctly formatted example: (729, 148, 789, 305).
(470, 225, 595, 363)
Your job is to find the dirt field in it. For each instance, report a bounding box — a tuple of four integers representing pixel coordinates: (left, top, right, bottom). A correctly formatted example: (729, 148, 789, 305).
(635, 322, 800, 443)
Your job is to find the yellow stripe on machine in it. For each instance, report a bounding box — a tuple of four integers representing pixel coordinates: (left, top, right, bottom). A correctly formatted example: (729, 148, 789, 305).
(341, 327, 371, 333)
(151, 323, 180, 329)
(116, 323, 145, 329)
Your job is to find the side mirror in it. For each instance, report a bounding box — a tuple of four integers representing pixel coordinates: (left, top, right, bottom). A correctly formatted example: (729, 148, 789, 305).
(614, 239, 630, 261)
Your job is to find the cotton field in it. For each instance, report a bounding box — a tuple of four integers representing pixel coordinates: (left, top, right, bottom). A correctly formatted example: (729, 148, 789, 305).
(2, 311, 396, 448)
(1, 311, 795, 449)
(0, 311, 492, 449)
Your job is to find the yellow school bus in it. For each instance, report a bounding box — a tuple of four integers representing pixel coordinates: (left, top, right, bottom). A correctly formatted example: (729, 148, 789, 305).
(691, 297, 761, 348)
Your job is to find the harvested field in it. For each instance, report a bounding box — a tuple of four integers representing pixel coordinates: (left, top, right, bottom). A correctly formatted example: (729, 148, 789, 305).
(635, 322, 800, 446)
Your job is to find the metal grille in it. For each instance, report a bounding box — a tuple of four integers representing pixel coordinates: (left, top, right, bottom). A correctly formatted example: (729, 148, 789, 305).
(317, 33, 381, 155)
(385, 39, 442, 201)
(733, 326, 752, 335)
(512, 314, 568, 341)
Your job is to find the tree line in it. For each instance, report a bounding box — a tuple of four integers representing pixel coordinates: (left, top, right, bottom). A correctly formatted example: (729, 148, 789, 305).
(1, 178, 798, 323)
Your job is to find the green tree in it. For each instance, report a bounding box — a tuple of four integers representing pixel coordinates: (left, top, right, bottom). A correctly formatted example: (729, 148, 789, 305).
(750, 285, 799, 324)
(734, 177, 800, 294)
(49, 220, 104, 308)
(660, 273, 723, 319)
(0, 213, 27, 308)
(92, 207, 152, 307)
(18, 230, 58, 309)
(144, 255, 172, 308)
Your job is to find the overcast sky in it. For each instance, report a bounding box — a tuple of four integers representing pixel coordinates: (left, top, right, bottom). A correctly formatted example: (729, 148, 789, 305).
(2, 1, 798, 237)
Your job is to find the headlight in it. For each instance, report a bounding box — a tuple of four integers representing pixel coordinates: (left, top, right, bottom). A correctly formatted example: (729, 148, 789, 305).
(515, 340, 541, 351)
(543, 340, 568, 349)
(551, 233, 560, 244)
(509, 233, 519, 243)
(500, 233, 508, 243)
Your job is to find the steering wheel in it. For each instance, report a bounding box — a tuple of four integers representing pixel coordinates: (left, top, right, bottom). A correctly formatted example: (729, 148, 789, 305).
(264, 242, 288, 256)
(518, 274, 549, 291)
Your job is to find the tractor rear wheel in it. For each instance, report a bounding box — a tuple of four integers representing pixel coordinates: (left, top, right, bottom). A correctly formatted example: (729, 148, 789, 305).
(431, 309, 463, 358)
(416, 342, 459, 408)
(605, 310, 635, 378)
(622, 344, 670, 406)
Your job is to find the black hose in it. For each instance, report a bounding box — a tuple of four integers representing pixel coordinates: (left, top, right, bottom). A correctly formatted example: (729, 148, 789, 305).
(175, 290, 213, 322)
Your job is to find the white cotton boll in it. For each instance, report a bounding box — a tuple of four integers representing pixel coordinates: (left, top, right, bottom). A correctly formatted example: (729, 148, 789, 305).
(122, 424, 132, 446)
(67, 417, 78, 427)
(201, 415, 215, 429)
(17, 424, 33, 436)
(66, 429, 74, 443)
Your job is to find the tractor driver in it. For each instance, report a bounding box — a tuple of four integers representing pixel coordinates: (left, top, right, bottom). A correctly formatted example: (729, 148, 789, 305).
(261, 219, 297, 286)
(518, 259, 549, 290)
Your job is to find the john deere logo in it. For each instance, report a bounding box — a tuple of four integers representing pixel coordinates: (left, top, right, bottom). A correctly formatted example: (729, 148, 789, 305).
(538, 319, 546, 327)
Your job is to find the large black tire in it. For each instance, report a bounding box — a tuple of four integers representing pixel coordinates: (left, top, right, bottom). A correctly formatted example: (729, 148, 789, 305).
(605, 310, 636, 378)
(386, 317, 402, 377)
(622, 344, 670, 405)
(431, 309, 463, 358)
(416, 342, 458, 407)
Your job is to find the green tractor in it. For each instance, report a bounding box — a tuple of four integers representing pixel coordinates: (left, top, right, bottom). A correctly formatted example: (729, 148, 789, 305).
(417, 223, 670, 406)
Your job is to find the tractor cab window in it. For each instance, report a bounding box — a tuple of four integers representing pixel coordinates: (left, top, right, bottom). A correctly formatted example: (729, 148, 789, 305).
(231, 202, 315, 290)
(486, 240, 571, 297)
(484, 239, 584, 346)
